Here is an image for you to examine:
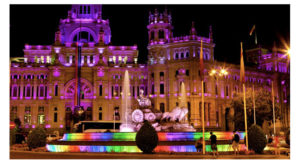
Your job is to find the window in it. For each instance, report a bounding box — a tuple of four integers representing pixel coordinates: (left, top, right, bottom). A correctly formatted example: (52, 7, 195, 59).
(160, 84, 164, 94)
(36, 86, 39, 97)
(175, 53, 179, 59)
(24, 106, 31, 124)
(160, 103, 165, 113)
(188, 102, 191, 122)
(132, 86, 135, 97)
(111, 86, 114, 97)
(203, 82, 206, 93)
(208, 103, 211, 125)
(159, 30, 164, 39)
(40, 86, 44, 97)
(37, 115, 45, 125)
(99, 107, 102, 120)
(13, 86, 17, 97)
(26, 86, 30, 97)
(186, 70, 189, 76)
(215, 84, 218, 95)
(181, 53, 184, 59)
(45, 86, 47, 97)
(160, 72, 164, 81)
(55, 85, 58, 96)
(54, 113, 58, 123)
(38, 107, 45, 125)
(114, 107, 120, 120)
(87, 5, 90, 14)
(10, 106, 17, 121)
(151, 84, 154, 95)
(186, 51, 190, 58)
(99, 85, 102, 96)
(39, 106, 45, 113)
(151, 72, 154, 79)
(115, 86, 119, 97)
(23, 86, 25, 97)
(225, 86, 229, 96)
(46, 56, 51, 63)
(199, 102, 206, 120)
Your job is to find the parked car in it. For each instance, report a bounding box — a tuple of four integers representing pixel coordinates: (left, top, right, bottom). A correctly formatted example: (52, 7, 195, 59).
(46, 134, 59, 142)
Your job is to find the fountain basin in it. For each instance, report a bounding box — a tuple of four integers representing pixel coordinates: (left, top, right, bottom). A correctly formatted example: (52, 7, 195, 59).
(47, 131, 247, 153)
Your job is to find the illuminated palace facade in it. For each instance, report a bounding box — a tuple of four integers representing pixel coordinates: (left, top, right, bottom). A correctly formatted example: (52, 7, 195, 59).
(10, 5, 289, 132)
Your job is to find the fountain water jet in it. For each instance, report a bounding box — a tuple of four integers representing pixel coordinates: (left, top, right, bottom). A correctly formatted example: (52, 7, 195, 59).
(120, 70, 134, 132)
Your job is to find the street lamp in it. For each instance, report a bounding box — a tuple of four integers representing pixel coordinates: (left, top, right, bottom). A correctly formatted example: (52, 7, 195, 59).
(209, 68, 228, 77)
(209, 67, 229, 127)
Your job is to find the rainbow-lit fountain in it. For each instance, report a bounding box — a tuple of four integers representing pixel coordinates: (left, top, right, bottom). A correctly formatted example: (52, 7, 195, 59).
(46, 71, 247, 153)
(46, 131, 246, 153)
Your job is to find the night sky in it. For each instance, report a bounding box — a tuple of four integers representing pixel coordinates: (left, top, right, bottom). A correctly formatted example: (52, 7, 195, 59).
(10, 4, 290, 64)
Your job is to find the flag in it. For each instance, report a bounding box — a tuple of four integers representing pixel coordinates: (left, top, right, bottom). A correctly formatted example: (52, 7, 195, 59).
(249, 25, 256, 36)
(240, 42, 245, 83)
(199, 39, 204, 81)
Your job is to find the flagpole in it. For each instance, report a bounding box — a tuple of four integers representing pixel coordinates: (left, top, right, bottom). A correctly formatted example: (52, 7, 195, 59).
(253, 84, 256, 125)
(243, 84, 248, 151)
(272, 81, 276, 135)
(199, 39, 205, 155)
(240, 42, 248, 151)
(202, 80, 205, 155)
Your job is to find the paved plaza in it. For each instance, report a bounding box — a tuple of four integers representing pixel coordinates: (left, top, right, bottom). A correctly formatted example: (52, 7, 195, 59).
(10, 151, 289, 159)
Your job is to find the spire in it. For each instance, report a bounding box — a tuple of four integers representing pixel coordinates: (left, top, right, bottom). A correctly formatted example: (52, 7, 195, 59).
(189, 21, 197, 36)
(54, 30, 62, 45)
(272, 41, 277, 53)
(209, 25, 213, 43)
(98, 26, 105, 45)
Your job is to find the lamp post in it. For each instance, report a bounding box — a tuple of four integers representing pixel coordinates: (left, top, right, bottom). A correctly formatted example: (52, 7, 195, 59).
(209, 68, 228, 128)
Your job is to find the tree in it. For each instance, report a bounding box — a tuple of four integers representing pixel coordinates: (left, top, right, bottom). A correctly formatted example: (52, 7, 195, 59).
(135, 120, 158, 154)
(230, 88, 280, 131)
(248, 124, 267, 154)
(27, 127, 47, 150)
(14, 118, 21, 131)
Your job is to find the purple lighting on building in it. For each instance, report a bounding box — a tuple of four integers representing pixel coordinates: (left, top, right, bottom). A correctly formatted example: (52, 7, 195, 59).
(45, 124, 51, 128)
(53, 70, 60, 77)
(54, 47, 61, 54)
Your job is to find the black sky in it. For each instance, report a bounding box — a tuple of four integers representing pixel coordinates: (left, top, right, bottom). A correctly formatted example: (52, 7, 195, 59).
(10, 4, 290, 64)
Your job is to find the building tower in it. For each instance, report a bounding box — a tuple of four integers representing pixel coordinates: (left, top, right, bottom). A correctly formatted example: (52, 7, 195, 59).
(58, 4, 111, 46)
(147, 8, 173, 44)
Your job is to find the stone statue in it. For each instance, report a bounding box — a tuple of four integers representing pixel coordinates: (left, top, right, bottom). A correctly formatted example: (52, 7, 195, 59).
(161, 106, 188, 122)
(137, 89, 151, 108)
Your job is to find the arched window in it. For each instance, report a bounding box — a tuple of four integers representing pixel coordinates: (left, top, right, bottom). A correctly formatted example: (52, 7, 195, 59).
(73, 31, 94, 43)
(181, 52, 184, 59)
(175, 53, 179, 59)
(186, 51, 190, 58)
